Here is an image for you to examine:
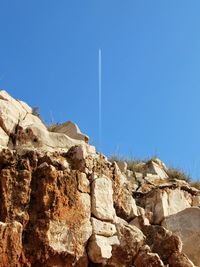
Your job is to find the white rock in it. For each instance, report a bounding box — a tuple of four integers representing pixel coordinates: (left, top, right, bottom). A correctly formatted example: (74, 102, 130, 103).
(0, 127, 9, 147)
(192, 195, 200, 206)
(91, 217, 117, 237)
(50, 121, 89, 143)
(17, 100, 32, 113)
(135, 172, 143, 182)
(77, 172, 90, 193)
(145, 188, 191, 224)
(91, 177, 116, 221)
(130, 215, 150, 230)
(162, 207, 200, 266)
(87, 234, 120, 263)
(147, 161, 168, 179)
(47, 220, 75, 254)
(0, 90, 92, 153)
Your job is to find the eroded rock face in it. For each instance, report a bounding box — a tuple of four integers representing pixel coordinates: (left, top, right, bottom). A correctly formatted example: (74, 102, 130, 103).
(0, 90, 91, 152)
(50, 121, 89, 143)
(91, 176, 116, 221)
(0, 91, 199, 267)
(162, 207, 200, 266)
(134, 246, 164, 267)
(0, 221, 23, 267)
(143, 188, 191, 224)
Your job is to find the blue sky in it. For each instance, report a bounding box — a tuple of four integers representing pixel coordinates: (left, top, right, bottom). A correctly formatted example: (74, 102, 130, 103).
(1, 1, 200, 179)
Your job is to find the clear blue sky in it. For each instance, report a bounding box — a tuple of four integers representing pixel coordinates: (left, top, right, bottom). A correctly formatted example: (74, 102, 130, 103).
(1, 1, 200, 179)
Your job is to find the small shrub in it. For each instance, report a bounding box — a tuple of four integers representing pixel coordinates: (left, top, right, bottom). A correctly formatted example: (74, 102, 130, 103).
(126, 159, 146, 173)
(32, 106, 40, 118)
(190, 181, 200, 190)
(166, 167, 191, 183)
(47, 123, 60, 132)
(109, 155, 146, 173)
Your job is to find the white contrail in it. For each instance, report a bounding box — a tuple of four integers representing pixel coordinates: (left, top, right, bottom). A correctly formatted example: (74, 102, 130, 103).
(98, 49, 102, 151)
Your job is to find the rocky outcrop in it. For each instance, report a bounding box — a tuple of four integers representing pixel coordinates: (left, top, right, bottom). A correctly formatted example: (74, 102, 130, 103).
(0, 91, 199, 266)
(162, 207, 200, 266)
(49, 121, 89, 143)
(0, 90, 93, 153)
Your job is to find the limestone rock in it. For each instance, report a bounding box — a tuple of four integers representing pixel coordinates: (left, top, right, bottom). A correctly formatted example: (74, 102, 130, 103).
(162, 207, 200, 266)
(91, 176, 116, 221)
(143, 225, 183, 264)
(130, 215, 150, 230)
(146, 160, 168, 179)
(192, 195, 200, 206)
(91, 217, 117, 237)
(0, 91, 198, 267)
(50, 120, 89, 143)
(113, 163, 138, 220)
(87, 234, 120, 264)
(143, 188, 191, 224)
(77, 172, 90, 193)
(0, 90, 91, 152)
(134, 250, 164, 267)
(106, 218, 145, 267)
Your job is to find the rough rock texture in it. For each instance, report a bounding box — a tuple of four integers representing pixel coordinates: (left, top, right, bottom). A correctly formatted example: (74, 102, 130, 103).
(50, 121, 89, 143)
(0, 90, 93, 153)
(0, 91, 199, 267)
(163, 207, 200, 266)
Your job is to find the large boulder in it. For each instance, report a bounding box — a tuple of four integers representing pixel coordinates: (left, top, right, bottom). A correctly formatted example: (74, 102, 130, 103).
(91, 176, 116, 221)
(87, 234, 120, 264)
(162, 207, 200, 266)
(143, 188, 191, 224)
(49, 121, 89, 143)
(146, 160, 168, 179)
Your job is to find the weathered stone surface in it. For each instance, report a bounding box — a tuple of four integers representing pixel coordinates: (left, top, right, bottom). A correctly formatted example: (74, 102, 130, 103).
(162, 207, 200, 266)
(0, 127, 9, 148)
(91, 176, 116, 221)
(91, 217, 116, 237)
(147, 160, 168, 179)
(134, 249, 164, 267)
(130, 215, 150, 230)
(0, 90, 91, 152)
(50, 120, 89, 143)
(0, 91, 198, 267)
(46, 191, 92, 260)
(0, 221, 23, 267)
(168, 251, 195, 267)
(77, 172, 90, 193)
(192, 195, 200, 206)
(144, 188, 191, 224)
(87, 234, 120, 263)
(106, 217, 145, 267)
(113, 163, 138, 220)
(143, 225, 183, 263)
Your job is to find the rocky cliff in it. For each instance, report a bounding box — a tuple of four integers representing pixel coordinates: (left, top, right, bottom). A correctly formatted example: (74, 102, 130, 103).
(0, 90, 199, 267)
